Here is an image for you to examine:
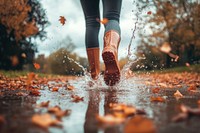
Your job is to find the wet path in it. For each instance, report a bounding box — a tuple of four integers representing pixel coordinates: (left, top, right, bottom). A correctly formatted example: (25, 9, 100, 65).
(1, 76, 200, 133)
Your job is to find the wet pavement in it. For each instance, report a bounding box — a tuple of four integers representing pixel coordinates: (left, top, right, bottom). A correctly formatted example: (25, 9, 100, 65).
(0, 76, 200, 133)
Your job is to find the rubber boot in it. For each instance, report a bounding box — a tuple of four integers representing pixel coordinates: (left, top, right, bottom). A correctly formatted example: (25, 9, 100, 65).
(102, 30, 120, 86)
(86, 47, 100, 80)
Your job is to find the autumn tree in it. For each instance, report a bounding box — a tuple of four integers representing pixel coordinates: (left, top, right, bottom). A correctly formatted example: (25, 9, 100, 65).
(46, 37, 86, 75)
(0, 0, 48, 70)
(136, 0, 200, 69)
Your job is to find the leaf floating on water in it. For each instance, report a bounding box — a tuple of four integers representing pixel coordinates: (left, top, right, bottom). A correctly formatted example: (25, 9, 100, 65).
(52, 87, 59, 92)
(71, 95, 84, 102)
(31, 113, 61, 128)
(172, 104, 200, 122)
(96, 114, 125, 125)
(174, 90, 183, 99)
(124, 116, 156, 133)
(67, 85, 74, 91)
(59, 16, 66, 25)
(37, 101, 50, 108)
(150, 96, 165, 102)
(48, 106, 71, 119)
(147, 11, 152, 15)
(109, 103, 137, 117)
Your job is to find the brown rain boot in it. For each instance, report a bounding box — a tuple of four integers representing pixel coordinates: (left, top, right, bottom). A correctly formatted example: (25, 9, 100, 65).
(86, 47, 100, 80)
(102, 30, 120, 86)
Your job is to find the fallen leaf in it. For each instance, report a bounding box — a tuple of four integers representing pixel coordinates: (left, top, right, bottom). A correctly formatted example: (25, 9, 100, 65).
(67, 85, 74, 91)
(150, 96, 165, 102)
(147, 11, 152, 15)
(59, 16, 66, 25)
(29, 89, 40, 96)
(172, 113, 188, 122)
(27, 72, 35, 85)
(174, 90, 183, 99)
(71, 95, 84, 102)
(31, 113, 60, 128)
(124, 116, 156, 133)
(152, 88, 160, 93)
(52, 87, 59, 92)
(48, 106, 61, 113)
(16, 92, 28, 96)
(109, 103, 136, 117)
(187, 85, 196, 91)
(37, 101, 50, 108)
(48, 106, 71, 119)
(96, 114, 125, 125)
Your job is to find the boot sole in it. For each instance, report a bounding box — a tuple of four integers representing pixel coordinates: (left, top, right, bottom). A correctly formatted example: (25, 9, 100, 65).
(102, 50, 120, 86)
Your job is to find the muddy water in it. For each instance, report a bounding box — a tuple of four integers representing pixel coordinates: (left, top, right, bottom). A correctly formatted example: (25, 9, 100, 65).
(1, 76, 200, 133)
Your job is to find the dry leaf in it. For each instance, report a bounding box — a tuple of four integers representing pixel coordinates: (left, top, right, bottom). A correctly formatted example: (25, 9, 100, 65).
(37, 101, 50, 108)
(174, 90, 183, 99)
(31, 113, 60, 128)
(150, 96, 165, 102)
(152, 88, 160, 93)
(96, 114, 125, 125)
(29, 89, 40, 96)
(48, 106, 61, 113)
(67, 85, 74, 91)
(71, 95, 84, 102)
(52, 87, 59, 92)
(147, 11, 152, 15)
(48, 106, 71, 119)
(187, 86, 196, 91)
(124, 116, 156, 133)
(59, 16, 66, 25)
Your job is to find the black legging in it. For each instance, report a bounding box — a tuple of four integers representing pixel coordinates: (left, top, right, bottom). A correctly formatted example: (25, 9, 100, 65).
(80, 0, 122, 48)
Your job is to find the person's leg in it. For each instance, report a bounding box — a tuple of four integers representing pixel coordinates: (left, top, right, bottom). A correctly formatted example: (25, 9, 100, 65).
(102, 0, 122, 86)
(80, 0, 100, 80)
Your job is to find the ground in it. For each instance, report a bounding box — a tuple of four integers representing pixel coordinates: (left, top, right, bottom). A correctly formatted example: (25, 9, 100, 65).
(0, 71, 200, 133)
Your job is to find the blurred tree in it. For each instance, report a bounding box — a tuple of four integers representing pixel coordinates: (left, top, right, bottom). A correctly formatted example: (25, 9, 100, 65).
(0, 0, 48, 70)
(47, 37, 86, 75)
(136, 0, 200, 69)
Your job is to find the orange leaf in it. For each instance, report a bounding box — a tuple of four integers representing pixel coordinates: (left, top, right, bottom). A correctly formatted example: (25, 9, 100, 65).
(52, 87, 59, 92)
(29, 89, 40, 96)
(37, 101, 50, 108)
(96, 114, 125, 125)
(31, 114, 60, 128)
(174, 90, 183, 99)
(59, 16, 66, 25)
(33, 63, 40, 70)
(124, 116, 156, 133)
(71, 95, 84, 102)
(150, 96, 165, 102)
(187, 86, 196, 91)
(152, 88, 160, 93)
(96, 18, 109, 25)
(67, 85, 74, 91)
(27, 72, 35, 85)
